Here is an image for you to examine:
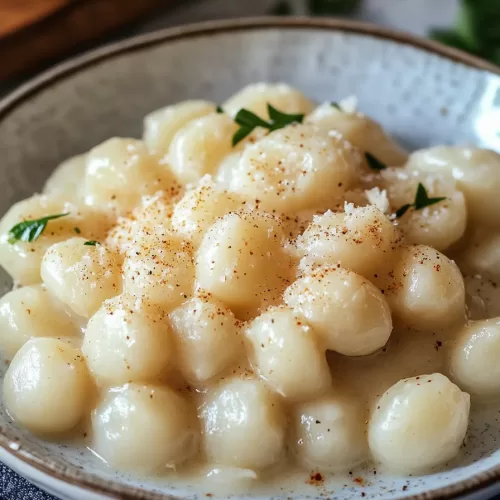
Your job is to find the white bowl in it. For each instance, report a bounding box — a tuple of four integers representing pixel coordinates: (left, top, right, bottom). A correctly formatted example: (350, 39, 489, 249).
(0, 17, 500, 500)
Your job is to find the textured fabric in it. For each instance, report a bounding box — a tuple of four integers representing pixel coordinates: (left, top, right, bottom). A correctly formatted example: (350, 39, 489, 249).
(0, 463, 54, 499)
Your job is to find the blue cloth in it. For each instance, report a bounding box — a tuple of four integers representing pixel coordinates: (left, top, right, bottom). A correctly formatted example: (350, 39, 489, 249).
(0, 463, 54, 499)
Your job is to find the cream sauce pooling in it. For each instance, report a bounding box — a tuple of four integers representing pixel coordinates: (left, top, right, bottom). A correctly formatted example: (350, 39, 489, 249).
(1, 84, 500, 497)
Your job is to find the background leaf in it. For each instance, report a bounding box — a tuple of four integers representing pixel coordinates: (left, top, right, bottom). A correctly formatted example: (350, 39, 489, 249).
(308, 0, 362, 15)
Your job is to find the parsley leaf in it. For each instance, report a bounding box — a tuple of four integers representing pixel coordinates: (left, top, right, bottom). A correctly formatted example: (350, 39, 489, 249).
(8, 213, 70, 244)
(231, 108, 267, 145)
(234, 108, 269, 129)
(84, 241, 99, 246)
(231, 126, 253, 146)
(395, 204, 412, 218)
(216, 105, 224, 114)
(232, 109, 267, 146)
(267, 105, 304, 130)
(395, 183, 446, 218)
(232, 104, 304, 146)
(414, 183, 447, 210)
(331, 102, 342, 110)
(365, 152, 387, 171)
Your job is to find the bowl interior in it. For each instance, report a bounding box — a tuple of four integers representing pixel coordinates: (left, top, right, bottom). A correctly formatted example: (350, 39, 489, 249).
(1, 20, 500, 500)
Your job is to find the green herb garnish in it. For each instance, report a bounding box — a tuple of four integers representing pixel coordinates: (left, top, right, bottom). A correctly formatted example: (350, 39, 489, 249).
(270, 0, 292, 15)
(365, 152, 387, 171)
(331, 102, 342, 110)
(232, 109, 270, 145)
(74, 227, 81, 234)
(395, 203, 413, 218)
(232, 104, 304, 146)
(395, 183, 447, 218)
(8, 213, 70, 244)
(267, 105, 304, 129)
(84, 241, 99, 246)
(413, 183, 447, 210)
(216, 105, 224, 114)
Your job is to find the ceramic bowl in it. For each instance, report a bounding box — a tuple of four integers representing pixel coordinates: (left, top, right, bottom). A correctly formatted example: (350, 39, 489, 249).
(0, 17, 500, 500)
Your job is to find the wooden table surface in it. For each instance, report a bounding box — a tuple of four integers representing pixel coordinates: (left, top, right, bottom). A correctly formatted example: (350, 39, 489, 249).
(0, 0, 65, 37)
(0, 0, 174, 80)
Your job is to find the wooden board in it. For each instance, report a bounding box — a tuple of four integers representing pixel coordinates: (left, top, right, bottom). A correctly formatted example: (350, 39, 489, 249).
(0, 0, 66, 37)
(0, 0, 173, 81)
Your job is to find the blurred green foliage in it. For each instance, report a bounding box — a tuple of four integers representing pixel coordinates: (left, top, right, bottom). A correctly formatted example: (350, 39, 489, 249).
(270, 0, 500, 66)
(307, 0, 362, 15)
(270, 0, 361, 16)
(430, 0, 500, 65)
(270, 1, 293, 15)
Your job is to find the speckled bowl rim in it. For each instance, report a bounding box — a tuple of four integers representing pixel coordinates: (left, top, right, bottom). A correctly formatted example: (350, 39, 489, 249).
(0, 16, 500, 500)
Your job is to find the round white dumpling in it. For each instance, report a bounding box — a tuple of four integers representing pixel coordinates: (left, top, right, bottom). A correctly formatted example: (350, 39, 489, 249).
(306, 102, 407, 166)
(92, 383, 199, 471)
(223, 83, 314, 119)
(229, 124, 361, 212)
(281, 210, 318, 242)
(246, 307, 331, 401)
(83, 294, 174, 387)
(84, 137, 176, 214)
(216, 152, 242, 188)
(400, 190, 466, 253)
(0, 284, 79, 359)
(168, 296, 243, 383)
(0, 195, 107, 285)
(171, 176, 242, 246)
(105, 191, 177, 256)
(459, 230, 500, 282)
(464, 275, 500, 319)
(297, 205, 403, 279)
(464, 285, 487, 321)
(450, 318, 500, 399)
(378, 167, 466, 251)
(41, 237, 122, 318)
(284, 267, 392, 356)
(168, 113, 237, 185)
(407, 146, 500, 226)
(377, 245, 466, 331)
(368, 373, 470, 473)
(290, 394, 368, 471)
(195, 211, 294, 317)
(122, 227, 194, 309)
(43, 154, 87, 201)
(200, 378, 286, 469)
(199, 466, 258, 495)
(4, 338, 92, 434)
(143, 100, 216, 158)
